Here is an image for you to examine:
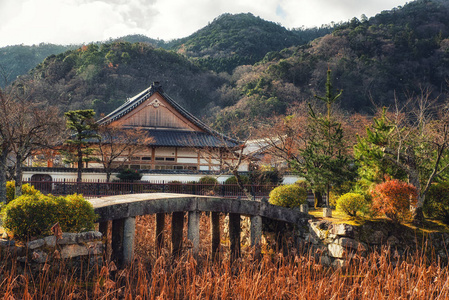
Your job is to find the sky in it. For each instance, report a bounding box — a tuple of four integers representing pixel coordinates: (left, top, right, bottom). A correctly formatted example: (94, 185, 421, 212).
(0, 0, 411, 47)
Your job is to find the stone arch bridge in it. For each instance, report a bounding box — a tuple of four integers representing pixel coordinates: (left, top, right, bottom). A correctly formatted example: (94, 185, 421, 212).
(89, 193, 310, 266)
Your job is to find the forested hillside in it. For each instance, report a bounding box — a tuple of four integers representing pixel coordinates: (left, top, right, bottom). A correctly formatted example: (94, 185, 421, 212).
(167, 13, 331, 73)
(20, 42, 226, 116)
(0, 44, 77, 87)
(211, 0, 449, 130)
(4, 0, 449, 135)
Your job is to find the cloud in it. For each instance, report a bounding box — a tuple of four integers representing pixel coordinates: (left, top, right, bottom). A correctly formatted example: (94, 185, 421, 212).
(0, 0, 409, 47)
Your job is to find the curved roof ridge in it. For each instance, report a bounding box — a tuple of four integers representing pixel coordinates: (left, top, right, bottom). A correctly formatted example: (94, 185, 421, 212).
(96, 82, 240, 146)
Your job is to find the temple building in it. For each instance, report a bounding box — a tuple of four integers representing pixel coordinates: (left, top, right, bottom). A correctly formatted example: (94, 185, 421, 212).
(24, 82, 248, 182)
(93, 81, 242, 172)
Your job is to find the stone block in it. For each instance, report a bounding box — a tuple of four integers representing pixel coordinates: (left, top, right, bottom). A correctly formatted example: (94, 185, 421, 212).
(44, 236, 56, 247)
(61, 244, 89, 259)
(369, 230, 386, 245)
(27, 239, 45, 249)
(86, 241, 104, 255)
(338, 237, 361, 250)
(332, 259, 346, 268)
(77, 231, 102, 243)
(330, 224, 355, 237)
(387, 235, 399, 247)
(57, 233, 78, 245)
(300, 204, 309, 214)
(320, 255, 331, 266)
(305, 233, 319, 245)
(328, 243, 346, 258)
(32, 250, 48, 264)
(323, 208, 332, 218)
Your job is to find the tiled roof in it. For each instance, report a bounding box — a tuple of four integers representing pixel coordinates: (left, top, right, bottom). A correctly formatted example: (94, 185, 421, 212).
(141, 129, 238, 148)
(96, 82, 240, 148)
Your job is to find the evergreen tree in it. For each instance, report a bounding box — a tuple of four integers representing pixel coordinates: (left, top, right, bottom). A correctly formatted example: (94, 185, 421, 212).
(291, 69, 355, 207)
(63, 109, 98, 182)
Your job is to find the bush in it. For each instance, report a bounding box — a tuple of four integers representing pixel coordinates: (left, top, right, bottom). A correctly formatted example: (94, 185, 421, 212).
(224, 175, 250, 185)
(199, 176, 218, 195)
(295, 180, 310, 190)
(269, 184, 307, 208)
(116, 169, 142, 181)
(2, 193, 97, 239)
(250, 168, 283, 185)
(199, 176, 218, 185)
(6, 181, 40, 202)
(423, 181, 449, 224)
(336, 193, 368, 217)
(371, 179, 418, 222)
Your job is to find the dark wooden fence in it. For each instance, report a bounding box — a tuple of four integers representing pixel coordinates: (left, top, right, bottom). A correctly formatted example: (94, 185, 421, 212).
(22, 179, 279, 199)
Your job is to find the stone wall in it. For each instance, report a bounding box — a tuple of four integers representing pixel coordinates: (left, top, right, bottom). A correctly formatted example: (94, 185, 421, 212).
(303, 219, 449, 267)
(0, 231, 103, 264)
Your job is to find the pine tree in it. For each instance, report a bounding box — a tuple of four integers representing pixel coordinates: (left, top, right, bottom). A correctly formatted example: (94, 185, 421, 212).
(291, 69, 355, 207)
(63, 109, 98, 182)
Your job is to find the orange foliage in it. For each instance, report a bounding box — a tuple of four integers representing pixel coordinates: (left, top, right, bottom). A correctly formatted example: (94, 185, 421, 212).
(371, 179, 418, 222)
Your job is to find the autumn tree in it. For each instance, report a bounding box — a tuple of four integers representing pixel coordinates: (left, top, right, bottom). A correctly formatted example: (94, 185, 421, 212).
(95, 122, 153, 182)
(356, 89, 449, 224)
(63, 109, 98, 182)
(371, 179, 418, 222)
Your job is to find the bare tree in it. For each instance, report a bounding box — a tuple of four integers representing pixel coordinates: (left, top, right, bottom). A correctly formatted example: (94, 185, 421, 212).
(8, 83, 64, 196)
(95, 122, 154, 182)
(0, 89, 14, 203)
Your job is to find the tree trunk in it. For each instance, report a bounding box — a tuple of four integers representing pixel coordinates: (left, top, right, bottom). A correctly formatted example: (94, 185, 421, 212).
(77, 148, 83, 183)
(0, 151, 8, 204)
(314, 190, 323, 209)
(408, 167, 424, 224)
(14, 152, 23, 197)
(412, 194, 425, 225)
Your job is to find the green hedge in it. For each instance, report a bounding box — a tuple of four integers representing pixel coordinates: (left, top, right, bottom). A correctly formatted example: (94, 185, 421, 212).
(2, 193, 97, 240)
(336, 193, 368, 217)
(269, 184, 307, 208)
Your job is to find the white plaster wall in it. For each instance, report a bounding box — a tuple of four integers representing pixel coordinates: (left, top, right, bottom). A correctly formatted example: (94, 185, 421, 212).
(23, 171, 300, 184)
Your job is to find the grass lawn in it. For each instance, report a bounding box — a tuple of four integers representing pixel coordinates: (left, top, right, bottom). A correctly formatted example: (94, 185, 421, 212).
(309, 208, 449, 234)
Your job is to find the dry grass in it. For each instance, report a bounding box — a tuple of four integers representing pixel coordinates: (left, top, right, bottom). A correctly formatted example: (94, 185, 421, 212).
(0, 214, 448, 299)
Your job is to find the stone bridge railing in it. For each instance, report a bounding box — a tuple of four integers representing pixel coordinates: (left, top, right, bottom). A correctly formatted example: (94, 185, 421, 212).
(89, 193, 310, 266)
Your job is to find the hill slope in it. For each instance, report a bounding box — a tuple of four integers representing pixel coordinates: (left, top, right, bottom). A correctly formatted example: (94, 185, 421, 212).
(0, 44, 77, 87)
(168, 13, 313, 73)
(21, 42, 226, 117)
(210, 0, 449, 130)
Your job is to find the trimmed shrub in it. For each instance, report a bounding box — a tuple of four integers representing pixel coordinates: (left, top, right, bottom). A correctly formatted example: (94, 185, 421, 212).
(2, 193, 97, 239)
(6, 181, 40, 202)
(250, 168, 283, 185)
(224, 175, 250, 185)
(371, 179, 418, 222)
(116, 169, 142, 181)
(423, 181, 449, 224)
(336, 193, 368, 217)
(199, 176, 218, 195)
(269, 184, 307, 208)
(199, 176, 218, 185)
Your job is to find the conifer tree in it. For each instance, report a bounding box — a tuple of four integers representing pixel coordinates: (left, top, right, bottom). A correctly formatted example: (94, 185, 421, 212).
(291, 69, 355, 207)
(63, 109, 98, 182)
